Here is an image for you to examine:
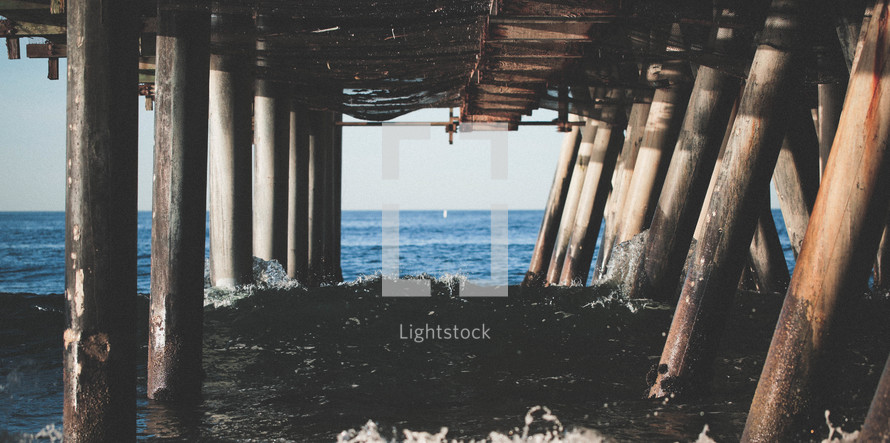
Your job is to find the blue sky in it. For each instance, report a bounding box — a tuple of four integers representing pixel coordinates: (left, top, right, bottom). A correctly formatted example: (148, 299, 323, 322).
(0, 53, 778, 212)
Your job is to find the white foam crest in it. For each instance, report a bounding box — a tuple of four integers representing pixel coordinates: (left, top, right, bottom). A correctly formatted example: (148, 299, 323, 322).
(821, 410, 860, 443)
(203, 257, 304, 308)
(17, 423, 63, 442)
(692, 424, 716, 443)
(596, 230, 648, 295)
(337, 406, 617, 443)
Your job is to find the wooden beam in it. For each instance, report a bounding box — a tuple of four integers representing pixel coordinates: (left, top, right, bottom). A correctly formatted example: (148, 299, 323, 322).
(0, 0, 50, 10)
(0, 18, 65, 37)
(25, 41, 64, 57)
(490, 22, 593, 41)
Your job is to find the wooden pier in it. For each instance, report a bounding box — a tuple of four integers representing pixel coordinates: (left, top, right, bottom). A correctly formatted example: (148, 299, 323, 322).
(1, 0, 889, 440)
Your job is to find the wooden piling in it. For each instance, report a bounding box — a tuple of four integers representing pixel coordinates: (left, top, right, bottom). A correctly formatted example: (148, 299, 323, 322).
(64, 0, 139, 438)
(746, 199, 789, 293)
(772, 103, 820, 258)
(208, 11, 254, 287)
(632, 22, 742, 301)
(286, 100, 309, 280)
(560, 99, 625, 286)
(877, 215, 890, 290)
(545, 118, 598, 284)
(6, 36, 19, 59)
(614, 63, 690, 245)
(743, 2, 890, 439)
(593, 96, 652, 281)
(253, 77, 289, 264)
(648, 0, 803, 400)
(330, 113, 344, 282)
(816, 42, 846, 178)
(692, 95, 739, 242)
(861, 353, 890, 442)
(148, 1, 210, 402)
(307, 110, 328, 285)
(522, 115, 582, 287)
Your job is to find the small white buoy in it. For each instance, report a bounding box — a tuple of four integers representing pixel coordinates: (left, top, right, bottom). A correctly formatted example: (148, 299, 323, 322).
(443, 210, 448, 218)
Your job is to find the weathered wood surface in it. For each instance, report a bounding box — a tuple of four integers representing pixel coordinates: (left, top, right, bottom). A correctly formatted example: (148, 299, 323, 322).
(648, 0, 803, 400)
(253, 78, 289, 264)
(148, 3, 210, 403)
(746, 198, 789, 293)
(772, 103, 819, 258)
(545, 118, 598, 284)
(861, 353, 890, 442)
(330, 112, 344, 282)
(63, 0, 139, 439)
(633, 24, 742, 300)
(614, 64, 690, 245)
(744, 1, 890, 439)
(523, 115, 582, 286)
(593, 96, 652, 281)
(208, 12, 254, 287)
(560, 100, 625, 285)
(307, 110, 330, 285)
(877, 214, 890, 289)
(286, 100, 309, 280)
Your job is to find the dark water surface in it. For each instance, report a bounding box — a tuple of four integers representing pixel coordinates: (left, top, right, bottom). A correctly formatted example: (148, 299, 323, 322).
(0, 211, 887, 442)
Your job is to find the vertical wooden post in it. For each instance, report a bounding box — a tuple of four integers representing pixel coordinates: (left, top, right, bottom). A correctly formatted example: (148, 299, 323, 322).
(330, 113, 344, 282)
(6, 37, 20, 59)
(545, 118, 598, 284)
(594, 96, 652, 281)
(746, 199, 789, 293)
(64, 0, 138, 439)
(744, 2, 890, 439)
(319, 111, 334, 280)
(877, 213, 890, 290)
(632, 20, 742, 301)
(816, 40, 847, 178)
(772, 103, 820, 258)
(522, 115, 582, 286)
(861, 353, 890, 441)
(148, 0, 210, 402)
(287, 100, 309, 280)
(208, 11, 253, 287)
(253, 79, 289, 264)
(648, 0, 803, 400)
(560, 97, 625, 286)
(253, 14, 288, 265)
(307, 110, 327, 285)
(614, 63, 690, 245)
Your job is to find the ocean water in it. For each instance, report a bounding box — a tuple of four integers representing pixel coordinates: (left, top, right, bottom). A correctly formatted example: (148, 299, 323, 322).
(0, 210, 887, 442)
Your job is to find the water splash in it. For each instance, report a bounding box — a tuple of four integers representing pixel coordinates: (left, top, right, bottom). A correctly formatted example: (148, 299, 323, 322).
(337, 406, 614, 443)
(13, 423, 63, 442)
(203, 257, 305, 308)
(596, 230, 649, 296)
(821, 410, 860, 442)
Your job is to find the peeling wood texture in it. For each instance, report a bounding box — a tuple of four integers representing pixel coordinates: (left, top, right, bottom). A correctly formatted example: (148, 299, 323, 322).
(63, 0, 139, 439)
